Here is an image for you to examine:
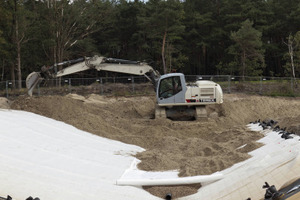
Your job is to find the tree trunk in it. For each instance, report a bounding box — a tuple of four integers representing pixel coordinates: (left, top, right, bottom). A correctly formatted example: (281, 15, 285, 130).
(241, 50, 246, 81)
(16, 18, 22, 89)
(202, 45, 206, 73)
(56, 6, 65, 87)
(161, 31, 167, 74)
(12, 0, 22, 89)
(288, 34, 297, 87)
(169, 44, 172, 72)
(10, 64, 15, 89)
(1, 60, 4, 81)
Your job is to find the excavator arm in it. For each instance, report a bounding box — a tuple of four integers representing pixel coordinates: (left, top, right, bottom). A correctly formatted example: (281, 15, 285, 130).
(26, 55, 160, 96)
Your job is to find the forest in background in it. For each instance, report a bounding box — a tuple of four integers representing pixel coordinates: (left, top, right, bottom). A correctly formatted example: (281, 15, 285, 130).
(0, 0, 300, 89)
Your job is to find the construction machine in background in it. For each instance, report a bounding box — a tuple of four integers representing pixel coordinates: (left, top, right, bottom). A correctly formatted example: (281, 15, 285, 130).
(26, 55, 223, 120)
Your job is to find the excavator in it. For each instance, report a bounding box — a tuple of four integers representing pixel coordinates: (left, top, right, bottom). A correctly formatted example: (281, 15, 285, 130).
(26, 55, 223, 120)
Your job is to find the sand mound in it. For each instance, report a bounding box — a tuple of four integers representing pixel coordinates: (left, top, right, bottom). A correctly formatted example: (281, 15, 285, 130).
(0, 97, 10, 109)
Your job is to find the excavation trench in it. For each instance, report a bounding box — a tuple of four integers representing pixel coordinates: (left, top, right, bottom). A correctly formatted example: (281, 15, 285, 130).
(7, 93, 300, 199)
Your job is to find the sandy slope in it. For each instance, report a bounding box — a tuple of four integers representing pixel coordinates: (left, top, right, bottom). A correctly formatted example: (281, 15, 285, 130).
(6, 93, 300, 198)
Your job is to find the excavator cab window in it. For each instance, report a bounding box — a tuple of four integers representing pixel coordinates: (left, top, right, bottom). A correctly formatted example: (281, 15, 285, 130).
(159, 76, 182, 98)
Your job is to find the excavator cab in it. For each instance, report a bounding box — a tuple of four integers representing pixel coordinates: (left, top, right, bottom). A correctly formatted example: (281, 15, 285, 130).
(156, 73, 198, 120)
(157, 73, 186, 105)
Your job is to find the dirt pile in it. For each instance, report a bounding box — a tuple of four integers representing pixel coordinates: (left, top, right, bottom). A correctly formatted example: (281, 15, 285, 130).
(9, 93, 300, 198)
(0, 97, 10, 109)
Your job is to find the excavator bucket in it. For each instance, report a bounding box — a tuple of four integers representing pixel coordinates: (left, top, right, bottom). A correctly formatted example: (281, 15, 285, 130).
(26, 72, 43, 96)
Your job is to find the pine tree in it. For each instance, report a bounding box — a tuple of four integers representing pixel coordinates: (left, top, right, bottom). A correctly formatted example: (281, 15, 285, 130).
(138, 0, 185, 74)
(230, 19, 265, 78)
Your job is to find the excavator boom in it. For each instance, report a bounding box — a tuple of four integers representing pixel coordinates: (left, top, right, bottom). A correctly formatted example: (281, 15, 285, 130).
(26, 55, 160, 96)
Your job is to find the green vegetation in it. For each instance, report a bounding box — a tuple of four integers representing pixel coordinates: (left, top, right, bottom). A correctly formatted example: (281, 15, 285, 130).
(0, 0, 300, 90)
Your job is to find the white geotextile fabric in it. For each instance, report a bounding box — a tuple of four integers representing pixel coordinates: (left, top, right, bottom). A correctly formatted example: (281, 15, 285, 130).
(1, 109, 299, 200)
(0, 109, 160, 200)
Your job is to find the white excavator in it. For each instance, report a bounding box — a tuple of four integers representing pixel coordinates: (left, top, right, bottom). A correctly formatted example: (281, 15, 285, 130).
(26, 55, 223, 120)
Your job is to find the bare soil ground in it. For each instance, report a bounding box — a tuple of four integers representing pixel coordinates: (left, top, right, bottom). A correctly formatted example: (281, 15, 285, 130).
(3, 93, 300, 199)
